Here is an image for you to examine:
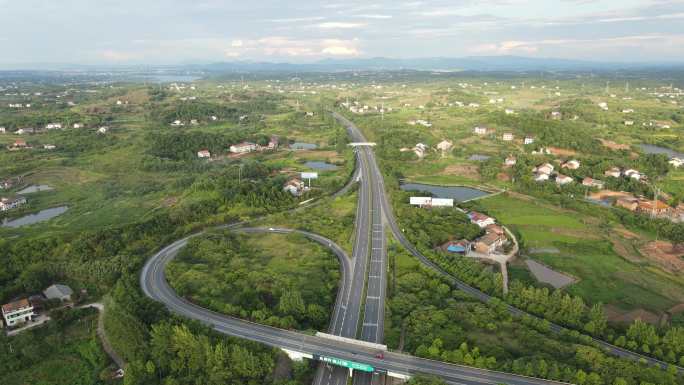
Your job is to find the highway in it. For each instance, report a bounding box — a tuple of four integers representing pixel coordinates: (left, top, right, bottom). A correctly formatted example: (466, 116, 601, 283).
(141, 226, 568, 385)
(331, 112, 684, 373)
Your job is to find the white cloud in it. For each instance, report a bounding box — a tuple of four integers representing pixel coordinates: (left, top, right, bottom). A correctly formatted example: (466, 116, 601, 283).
(316, 22, 366, 29)
(356, 14, 393, 19)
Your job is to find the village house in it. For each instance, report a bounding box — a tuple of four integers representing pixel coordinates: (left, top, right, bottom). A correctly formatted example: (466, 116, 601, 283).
(616, 197, 639, 211)
(190, 119, 199, 125)
(624, 169, 642, 180)
(229, 142, 257, 154)
(562, 159, 581, 170)
(637, 200, 672, 216)
(283, 177, 307, 196)
(73, 123, 84, 129)
(305, 111, 314, 117)
(622, 109, 634, 113)
(468, 211, 496, 228)
(524, 136, 535, 145)
(268, 136, 279, 150)
(474, 231, 505, 254)
(504, 156, 517, 166)
(534, 163, 554, 175)
(669, 157, 683, 168)
(46, 123, 62, 130)
(505, 109, 515, 115)
(551, 111, 562, 119)
(171, 120, 184, 127)
(502, 133, 514, 141)
(598, 102, 608, 111)
(436, 140, 453, 155)
(43, 284, 73, 302)
(624, 120, 634, 126)
(43, 144, 56, 150)
(197, 149, 211, 158)
(582, 177, 605, 189)
(413, 143, 429, 159)
(0, 127, 6, 133)
(555, 174, 574, 185)
(10, 139, 28, 149)
(604, 167, 622, 178)
(97, 127, 108, 134)
(2, 298, 35, 327)
(473, 126, 489, 135)
(534, 173, 550, 182)
(0, 196, 27, 211)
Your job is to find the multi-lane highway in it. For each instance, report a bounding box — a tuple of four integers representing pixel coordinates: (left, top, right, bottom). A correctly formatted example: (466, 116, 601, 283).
(332, 112, 684, 374)
(141, 226, 568, 385)
(140, 111, 681, 385)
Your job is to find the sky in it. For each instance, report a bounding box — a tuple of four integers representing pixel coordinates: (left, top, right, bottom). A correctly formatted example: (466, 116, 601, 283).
(0, 0, 683, 66)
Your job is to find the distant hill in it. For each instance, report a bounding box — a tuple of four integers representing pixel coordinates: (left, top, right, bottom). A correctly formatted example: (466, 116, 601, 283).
(200, 56, 684, 73)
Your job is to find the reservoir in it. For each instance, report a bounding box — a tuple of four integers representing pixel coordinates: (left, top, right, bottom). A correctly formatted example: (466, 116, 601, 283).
(2, 206, 69, 228)
(638, 144, 684, 159)
(400, 183, 490, 202)
(305, 161, 338, 171)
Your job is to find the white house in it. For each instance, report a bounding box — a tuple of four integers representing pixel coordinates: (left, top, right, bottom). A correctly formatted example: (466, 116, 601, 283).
(622, 109, 634, 113)
(534, 173, 550, 182)
(535, 163, 554, 175)
(197, 149, 211, 158)
(73, 123, 84, 129)
(283, 177, 307, 196)
(605, 167, 622, 178)
(0, 196, 27, 211)
(229, 142, 257, 154)
(598, 102, 608, 111)
(582, 177, 605, 189)
(624, 169, 641, 180)
(505, 109, 515, 115)
(473, 126, 489, 135)
(555, 174, 574, 185)
(524, 136, 535, 145)
(562, 160, 581, 170)
(97, 127, 108, 134)
(551, 111, 562, 119)
(624, 120, 634, 126)
(413, 143, 429, 159)
(0, 127, 5, 133)
(502, 133, 514, 141)
(46, 123, 62, 130)
(2, 298, 35, 327)
(504, 156, 517, 166)
(171, 120, 184, 127)
(436, 140, 453, 153)
(669, 157, 684, 168)
(43, 144, 56, 150)
(468, 212, 496, 228)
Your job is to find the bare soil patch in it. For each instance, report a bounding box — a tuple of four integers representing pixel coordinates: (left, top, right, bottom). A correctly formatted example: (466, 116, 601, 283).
(638, 241, 684, 272)
(599, 139, 631, 151)
(668, 303, 684, 315)
(609, 236, 645, 264)
(442, 164, 481, 180)
(605, 305, 660, 325)
(588, 190, 634, 200)
(162, 197, 178, 207)
(548, 147, 578, 157)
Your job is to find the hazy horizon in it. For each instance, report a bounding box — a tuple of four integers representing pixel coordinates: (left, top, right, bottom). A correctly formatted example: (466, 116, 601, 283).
(1, 0, 683, 67)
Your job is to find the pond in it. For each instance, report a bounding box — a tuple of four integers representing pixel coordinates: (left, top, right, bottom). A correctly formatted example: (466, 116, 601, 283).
(468, 154, 491, 161)
(290, 142, 318, 150)
(638, 144, 684, 159)
(400, 182, 490, 202)
(2, 206, 69, 228)
(16, 185, 53, 194)
(305, 161, 338, 171)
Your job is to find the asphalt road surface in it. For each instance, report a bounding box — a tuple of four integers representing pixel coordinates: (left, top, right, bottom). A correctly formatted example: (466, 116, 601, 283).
(332, 111, 684, 374)
(141, 226, 569, 385)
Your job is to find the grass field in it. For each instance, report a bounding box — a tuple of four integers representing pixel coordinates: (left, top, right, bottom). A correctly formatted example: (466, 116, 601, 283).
(476, 193, 684, 313)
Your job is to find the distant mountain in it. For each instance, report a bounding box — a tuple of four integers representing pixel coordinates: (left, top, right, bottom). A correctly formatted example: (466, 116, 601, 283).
(200, 56, 684, 73)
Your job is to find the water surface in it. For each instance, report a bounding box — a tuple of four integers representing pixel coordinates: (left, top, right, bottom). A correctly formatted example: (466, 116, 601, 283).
(305, 161, 338, 171)
(290, 142, 318, 150)
(16, 185, 53, 194)
(400, 183, 490, 202)
(2, 206, 69, 228)
(638, 144, 684, 159)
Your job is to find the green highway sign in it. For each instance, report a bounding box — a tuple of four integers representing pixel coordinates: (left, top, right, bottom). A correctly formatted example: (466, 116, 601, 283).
(314, 355, 374, 372)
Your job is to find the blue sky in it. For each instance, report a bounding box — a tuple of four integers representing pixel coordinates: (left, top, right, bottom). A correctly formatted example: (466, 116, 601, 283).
(0, 0, 683, 65)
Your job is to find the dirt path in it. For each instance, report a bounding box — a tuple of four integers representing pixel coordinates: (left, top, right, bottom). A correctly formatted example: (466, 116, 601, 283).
(79, 303, 125, 369)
